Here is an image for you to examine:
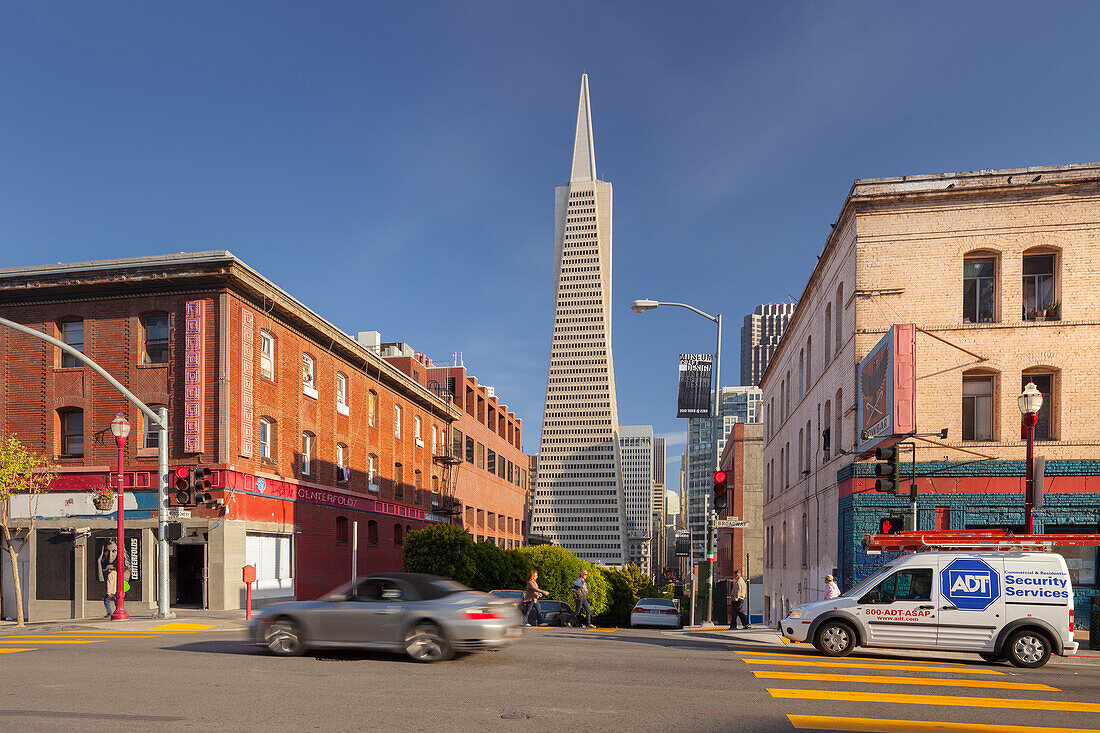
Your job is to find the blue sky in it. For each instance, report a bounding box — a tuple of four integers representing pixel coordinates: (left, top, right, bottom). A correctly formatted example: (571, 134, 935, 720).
(3, 3, 1099, 496)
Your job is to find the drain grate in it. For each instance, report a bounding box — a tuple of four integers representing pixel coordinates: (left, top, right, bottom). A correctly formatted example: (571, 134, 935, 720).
(501, 713, 530, 720)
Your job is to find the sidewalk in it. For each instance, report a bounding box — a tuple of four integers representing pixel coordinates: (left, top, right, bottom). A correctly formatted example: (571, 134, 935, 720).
(0, 608, 250, 636)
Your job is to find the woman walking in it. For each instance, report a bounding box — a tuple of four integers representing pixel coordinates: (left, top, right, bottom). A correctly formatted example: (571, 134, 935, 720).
(522, 570, 549, 626)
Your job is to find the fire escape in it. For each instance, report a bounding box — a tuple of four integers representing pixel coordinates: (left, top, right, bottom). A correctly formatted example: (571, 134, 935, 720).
(428, 380, 464, 525)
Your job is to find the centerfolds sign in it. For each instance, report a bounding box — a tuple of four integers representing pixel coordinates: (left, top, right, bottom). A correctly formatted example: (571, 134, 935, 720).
(677, 354, 713, 418)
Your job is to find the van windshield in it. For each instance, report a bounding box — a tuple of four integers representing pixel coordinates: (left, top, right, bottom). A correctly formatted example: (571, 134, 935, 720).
(843, 565, 895, 599)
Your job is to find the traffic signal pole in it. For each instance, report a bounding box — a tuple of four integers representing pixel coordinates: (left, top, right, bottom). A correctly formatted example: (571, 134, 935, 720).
(702, 312, 721, 626)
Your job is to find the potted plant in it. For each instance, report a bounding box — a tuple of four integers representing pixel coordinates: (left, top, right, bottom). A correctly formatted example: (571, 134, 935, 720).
(91, 486, 115, 511)
(1044, 301, 1060, 320)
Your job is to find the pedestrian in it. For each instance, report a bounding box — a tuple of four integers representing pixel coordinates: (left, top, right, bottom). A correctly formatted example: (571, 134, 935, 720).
(522, 570, 549, 626)
(570, 569, 595, 628)
(729, 569, 750, 629)
(823, 574, 840, 601)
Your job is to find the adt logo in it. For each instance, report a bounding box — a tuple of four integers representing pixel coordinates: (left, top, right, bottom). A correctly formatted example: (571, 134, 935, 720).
(940, 558, 1000, 611)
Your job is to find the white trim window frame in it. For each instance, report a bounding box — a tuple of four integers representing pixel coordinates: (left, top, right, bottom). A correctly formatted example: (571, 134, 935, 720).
(394, 405, 402, 439)
(336, 372, 349, 415)
(302, 432, 312, 476)
(414, 415, 424, 447)
(259, 418, 272, 460)
(302, 354, 318, 399)
(260, 331, 275, 381)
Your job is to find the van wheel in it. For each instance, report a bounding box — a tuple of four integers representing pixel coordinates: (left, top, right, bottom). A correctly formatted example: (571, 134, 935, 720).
(814, 621, 856, 657)
(1006, 629, 1052, 668)
(978, 651, 1005, 663)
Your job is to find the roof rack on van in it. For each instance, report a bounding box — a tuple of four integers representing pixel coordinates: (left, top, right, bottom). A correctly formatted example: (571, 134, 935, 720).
(863, 530, 1100, 553)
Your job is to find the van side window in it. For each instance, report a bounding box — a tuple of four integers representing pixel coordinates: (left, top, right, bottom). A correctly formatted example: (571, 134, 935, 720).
(863, 569, 932, 603)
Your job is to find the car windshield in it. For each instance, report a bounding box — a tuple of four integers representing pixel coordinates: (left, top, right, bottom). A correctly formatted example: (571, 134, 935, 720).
(843, 565, 895, 599)
(430, 580, 471, 594)
(638, 598, 676, 608)
(319, 580, 357, 601)
(490, 590, 523, 598)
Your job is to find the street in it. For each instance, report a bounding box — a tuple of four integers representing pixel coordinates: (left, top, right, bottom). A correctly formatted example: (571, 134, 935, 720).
(2, 620, 1099, 732)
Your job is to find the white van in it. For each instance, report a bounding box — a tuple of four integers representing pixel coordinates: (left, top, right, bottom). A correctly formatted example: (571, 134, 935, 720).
(779, 551, 1079, 668)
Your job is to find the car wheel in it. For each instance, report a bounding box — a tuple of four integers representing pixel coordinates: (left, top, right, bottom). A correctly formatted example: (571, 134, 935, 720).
(813, 620, 856, 657)
(263, 617, 305, 657)
(978, 651, 1005, 663)
(405, 622, 453, 663)
(1006, 629, 1052, 668)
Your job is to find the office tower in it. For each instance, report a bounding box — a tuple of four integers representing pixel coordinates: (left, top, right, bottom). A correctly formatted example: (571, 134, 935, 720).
(532, 75, 628, 564)
(620, 425, 654, 574)
(741, 303, 797, 386)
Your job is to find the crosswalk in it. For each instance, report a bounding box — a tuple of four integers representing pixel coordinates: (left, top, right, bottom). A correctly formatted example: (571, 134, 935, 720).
(0, 622, 213, 655)
(734, 648, 1099, 732)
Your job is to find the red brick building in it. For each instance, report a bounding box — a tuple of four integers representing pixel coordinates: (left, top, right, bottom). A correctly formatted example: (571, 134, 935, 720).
(381, 344, 528, 549)
(716, 422, 764, 622)
(0, 252, 459, 620)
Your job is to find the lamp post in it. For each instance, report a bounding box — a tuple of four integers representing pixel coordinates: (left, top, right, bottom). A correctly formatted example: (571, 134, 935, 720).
(110, 412, 131, 620)
(1018, 381, 1043, 535)
(631, 298, 721, 625)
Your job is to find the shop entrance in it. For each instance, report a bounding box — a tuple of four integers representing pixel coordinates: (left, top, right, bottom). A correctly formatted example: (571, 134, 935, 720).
(174, 543, 206, 607)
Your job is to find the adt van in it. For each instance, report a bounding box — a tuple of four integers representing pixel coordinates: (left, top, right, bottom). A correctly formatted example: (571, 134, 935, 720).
(779, 551, 1079, 668)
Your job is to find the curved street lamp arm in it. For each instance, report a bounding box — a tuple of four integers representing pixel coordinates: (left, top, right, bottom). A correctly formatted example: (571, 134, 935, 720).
(0, 315, 165, 428)
(654, 301, 719, 323)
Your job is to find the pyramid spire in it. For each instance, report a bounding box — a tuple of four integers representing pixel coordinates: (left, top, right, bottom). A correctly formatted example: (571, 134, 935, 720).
(570, 74, 597, 183)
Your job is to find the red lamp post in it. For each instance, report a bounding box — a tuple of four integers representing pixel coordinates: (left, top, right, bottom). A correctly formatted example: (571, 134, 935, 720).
(1019, 381, 1043, 535)
(110, 412, 131, 620)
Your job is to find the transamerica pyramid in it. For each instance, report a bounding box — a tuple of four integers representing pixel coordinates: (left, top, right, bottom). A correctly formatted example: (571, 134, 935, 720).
(532, 75, 628, 565)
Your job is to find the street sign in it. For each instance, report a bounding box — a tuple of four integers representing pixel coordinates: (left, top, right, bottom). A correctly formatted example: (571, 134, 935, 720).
(715, 518, 749, 529)
(167, 507, 191, 518)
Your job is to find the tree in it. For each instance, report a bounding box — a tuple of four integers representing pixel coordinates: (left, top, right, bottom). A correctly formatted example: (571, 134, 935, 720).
(469, 541, 531, 592)
(515, 545, 609, 616)
(0, 435, 55, 627)
(595, 566, 635, 627)
(402, 524, 477, 586)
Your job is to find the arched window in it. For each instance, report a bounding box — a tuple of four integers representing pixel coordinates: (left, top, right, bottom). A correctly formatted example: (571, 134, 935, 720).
(1022, 248, 1059, 320)
(414, 415, 422, 442)
(824, 304, 832, 364)
(393, 405, 402, 438)
(368, 390, 378, 427)
(336, 443, 348, 482)
(798, 349, 805, 400)
(1022, 369, 1057, 441)
(367, 454, 379, 489)
(394, 524, 404, 546)
(259, 330, 275, 381)
(962, 369, 997, 441)
(834, 284, 843, 355)
(143, 312, 170, 364)
(58, 408, 84, 457)
(806, 336, 812, 390)
(336, 372, 348, 412)
(367, 520, 378, 545)
(394, 462, 404, 497)
(336, 516, 349, 544)
(58, 317, 84, 368)
(822, 401, 832, 460)
(301, 353, 316, 395)
(301, 432, 313, 476)
(259, 417, 275, 460)
(963, 250, 999, 323)
(834, 389, 843, 453)
(144, 405, 167, 449)
(414, 469, 423, 502)
(798, 428, 804, 473)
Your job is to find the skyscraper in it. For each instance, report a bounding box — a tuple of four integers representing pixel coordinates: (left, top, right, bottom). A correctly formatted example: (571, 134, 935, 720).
(532, 75, 628, 565)
(741, 303, 797, 386)
(620, 425, 655, 574)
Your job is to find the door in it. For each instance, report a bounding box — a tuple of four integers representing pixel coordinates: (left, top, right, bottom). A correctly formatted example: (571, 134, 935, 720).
(937, 556, 1003, 651)
(857, 566, 937, 648)
(175, 544, 205, 607)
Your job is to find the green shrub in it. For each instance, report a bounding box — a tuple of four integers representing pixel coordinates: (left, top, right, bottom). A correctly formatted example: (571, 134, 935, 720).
(402, 524, 477, 586)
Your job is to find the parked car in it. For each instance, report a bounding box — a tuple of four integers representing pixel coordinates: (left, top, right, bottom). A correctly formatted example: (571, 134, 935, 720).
(488, 590, 524, 610)
(535, 599, 579, 627)
(250, 573, 523, 662)
(630, 597, 682, 629)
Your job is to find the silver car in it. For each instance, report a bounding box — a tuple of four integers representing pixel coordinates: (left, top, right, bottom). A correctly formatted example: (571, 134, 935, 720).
(250, 573, 524, 662)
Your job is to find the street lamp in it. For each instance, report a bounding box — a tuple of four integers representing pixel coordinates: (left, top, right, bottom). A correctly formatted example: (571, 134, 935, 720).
(631, 298, 721, 626)
(1018, 381, 1043, 535)
(110, 412, 131, 620)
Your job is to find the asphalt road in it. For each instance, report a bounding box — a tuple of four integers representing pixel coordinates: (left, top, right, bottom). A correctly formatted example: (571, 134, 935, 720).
(2, 622, 1099, 732)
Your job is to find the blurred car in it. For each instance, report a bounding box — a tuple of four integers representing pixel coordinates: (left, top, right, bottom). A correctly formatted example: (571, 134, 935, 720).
(630, 598, 681, 629)
(488, 589, 524, 610)
(250, 573, 523, 662)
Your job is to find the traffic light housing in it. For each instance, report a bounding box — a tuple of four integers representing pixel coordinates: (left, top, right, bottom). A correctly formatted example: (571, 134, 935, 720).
(172, 466, 193, 505)
(193, 466, 213, 505)
(873, 445, 900, 494)
(880, 515, 903, 534)
(712, 469, 728, 513)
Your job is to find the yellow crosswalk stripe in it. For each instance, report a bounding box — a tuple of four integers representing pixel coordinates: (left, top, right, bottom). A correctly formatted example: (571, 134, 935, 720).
(788, 714, 1100, 733)
(0, 648, 34, 653)
(753, 671, 1057, 691)
(745, 658, 1004, 675)
(143, 623, 213, 631)
(737, 650, 971, 666)
(7, 635, 160, 640)
(0, 639, 99, 644)
(769, 689, 1100, 713)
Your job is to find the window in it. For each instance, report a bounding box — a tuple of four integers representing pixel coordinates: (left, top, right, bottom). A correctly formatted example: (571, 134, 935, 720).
(465, 436, 474, 463)
(781, 521, 787, 567)
(1023, 372, 1055, 441)
(1022, 253, 1057, 320)
(414, 415, 422, 442)
(367, 520, 378, 545)
(452, 428, 462, 458)
(144, 405, 166, 449)
(59, 409, 83, 457)
(962, 374, 994, 441)
(476, 442, 485, 469)
(394, 405, 402, 438)
(259, 331, 275, 380)
(822, 401, 831, 460)
(1050, 525, 1098, 586)
(394, 463, 404, 497)
(394, 524, 404, 546)
(798, 429, 804, 473)
(863, 568, 933, 604)
(336, 443, 347, 481)
(301, 432, 312, 475)
(801, 513, 808, 567)
(368, 390, 377, 427)
(805, 420, 812, 471)
(431, 425, 438, 454)
(259, 418, 274, 460)
(414, 470, 422, 503)
(487, 449, 496, 475)
(824, 304, 832, 364)
(336, 373, 348, 413)
(963, 256, 996, 323)
(834, 389, 843, 454)
(798, 349, 804, 400)
(806, 336, 812, 390)
(368, 454, 378, 489)
(834, 284, 843, 355)
(58, 318, 84, 368)
(302, 354, 317, 398)
(336, 516, 349, 544)
(143, 313, 170, 364)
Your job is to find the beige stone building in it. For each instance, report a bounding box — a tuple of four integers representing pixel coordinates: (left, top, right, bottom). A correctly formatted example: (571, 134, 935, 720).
(762, 163, 1100, 624)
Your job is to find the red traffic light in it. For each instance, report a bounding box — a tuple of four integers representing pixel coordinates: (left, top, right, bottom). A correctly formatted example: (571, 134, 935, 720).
(713, 470, 727, 484)
(173, 466, 189, 480)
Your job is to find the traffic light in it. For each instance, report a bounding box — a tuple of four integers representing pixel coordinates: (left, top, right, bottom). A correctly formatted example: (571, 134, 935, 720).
(873, 445, 900, 494)
(880, 515, 903, 534)
(712, 469, 728, 513)
(172, 466, 193, 505)
(193, 466, 213, 505)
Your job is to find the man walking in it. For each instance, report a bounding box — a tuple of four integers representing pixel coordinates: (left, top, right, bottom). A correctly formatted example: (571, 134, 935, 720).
(729, 569, 750, 629)
(571, 569, 595, 628)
